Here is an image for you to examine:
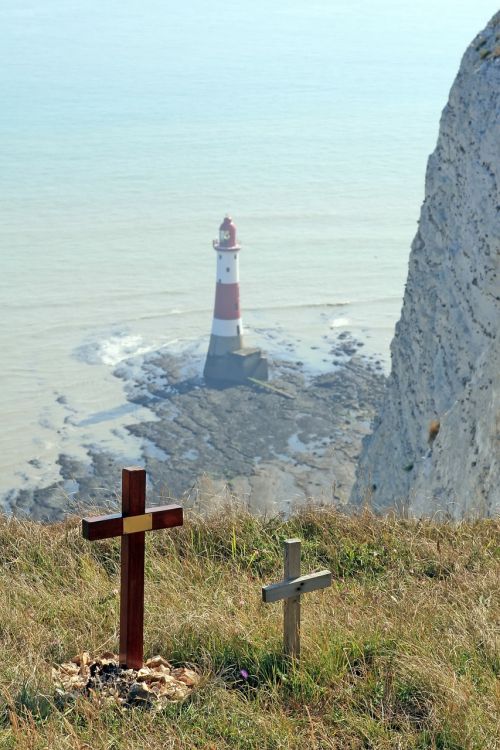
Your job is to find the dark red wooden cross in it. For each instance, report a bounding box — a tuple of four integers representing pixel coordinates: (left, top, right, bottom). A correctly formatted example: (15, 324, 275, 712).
(82, 467, 183, 670)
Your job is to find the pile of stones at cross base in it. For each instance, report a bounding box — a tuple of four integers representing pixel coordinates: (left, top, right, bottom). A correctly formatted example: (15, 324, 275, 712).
(53, 652, 200, 708)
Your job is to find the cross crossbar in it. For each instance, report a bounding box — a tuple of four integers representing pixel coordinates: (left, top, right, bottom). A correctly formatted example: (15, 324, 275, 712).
(262, 569, 332, 603)
(82, 504, 183, 541)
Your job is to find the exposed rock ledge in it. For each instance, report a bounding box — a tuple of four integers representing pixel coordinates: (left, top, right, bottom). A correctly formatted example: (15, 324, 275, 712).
(352, 13, 500, 518)
(7, 339, 384, 521)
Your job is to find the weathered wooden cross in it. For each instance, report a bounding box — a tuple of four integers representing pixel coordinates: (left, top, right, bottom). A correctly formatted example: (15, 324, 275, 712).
(82, 467, 183, 670)
(262, 538, 331, 660)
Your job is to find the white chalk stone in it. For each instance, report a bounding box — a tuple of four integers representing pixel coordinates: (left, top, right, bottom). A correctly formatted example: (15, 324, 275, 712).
(352, 13, 500, 518)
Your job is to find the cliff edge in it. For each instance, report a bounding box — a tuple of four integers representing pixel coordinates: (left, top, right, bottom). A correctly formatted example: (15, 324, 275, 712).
(352, 14, 500, 518)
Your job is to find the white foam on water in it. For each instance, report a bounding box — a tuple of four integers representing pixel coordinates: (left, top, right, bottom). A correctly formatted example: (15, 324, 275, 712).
(75, 331, 162, 367)
(330, 317, 350, 328)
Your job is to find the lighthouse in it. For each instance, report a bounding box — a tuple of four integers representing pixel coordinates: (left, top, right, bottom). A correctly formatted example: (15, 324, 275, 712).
(204, 216, 268, 384)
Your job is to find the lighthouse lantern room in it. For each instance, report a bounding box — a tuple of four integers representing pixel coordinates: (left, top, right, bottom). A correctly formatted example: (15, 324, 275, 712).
(204, 216, 268, 384)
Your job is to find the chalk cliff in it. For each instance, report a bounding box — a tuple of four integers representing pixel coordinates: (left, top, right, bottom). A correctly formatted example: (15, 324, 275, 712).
(352, 14, 500, 518)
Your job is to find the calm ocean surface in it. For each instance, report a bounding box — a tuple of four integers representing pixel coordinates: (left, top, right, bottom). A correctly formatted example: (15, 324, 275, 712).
(0, 0, 497, 502)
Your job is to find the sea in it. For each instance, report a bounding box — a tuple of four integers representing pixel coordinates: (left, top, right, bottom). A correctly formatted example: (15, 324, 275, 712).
(1, 0, 497, 505)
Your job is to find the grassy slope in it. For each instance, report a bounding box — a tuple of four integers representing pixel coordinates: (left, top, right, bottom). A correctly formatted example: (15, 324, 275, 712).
(0, 507, 498, 749)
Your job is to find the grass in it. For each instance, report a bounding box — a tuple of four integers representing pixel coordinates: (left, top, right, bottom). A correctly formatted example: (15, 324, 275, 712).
(0, 505, 498, 749)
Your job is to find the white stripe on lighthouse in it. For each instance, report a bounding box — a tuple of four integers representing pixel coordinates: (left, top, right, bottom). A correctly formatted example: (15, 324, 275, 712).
(211, 318, 244, 337)
(216, 253, 239, 284)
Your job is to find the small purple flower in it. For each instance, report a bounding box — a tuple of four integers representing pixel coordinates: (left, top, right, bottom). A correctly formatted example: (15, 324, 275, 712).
(239, 669, 249, 680)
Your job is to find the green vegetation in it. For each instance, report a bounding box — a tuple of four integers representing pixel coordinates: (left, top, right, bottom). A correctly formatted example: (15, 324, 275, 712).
(0, 507, 498, 749)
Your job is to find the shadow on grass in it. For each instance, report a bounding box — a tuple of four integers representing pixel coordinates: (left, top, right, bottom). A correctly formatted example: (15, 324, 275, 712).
(0, 684, 53, 727)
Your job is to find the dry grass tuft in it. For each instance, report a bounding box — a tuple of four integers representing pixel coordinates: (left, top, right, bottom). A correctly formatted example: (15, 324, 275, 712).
(0, 506, 498, 749)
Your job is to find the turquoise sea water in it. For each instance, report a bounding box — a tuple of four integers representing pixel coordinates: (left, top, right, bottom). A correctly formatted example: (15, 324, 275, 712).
(0, 0, 497, 502)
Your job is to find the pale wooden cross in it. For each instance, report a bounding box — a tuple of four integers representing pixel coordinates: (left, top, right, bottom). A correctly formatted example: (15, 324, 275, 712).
(82, 467, 183, 670)
(262, 538, 331, 660)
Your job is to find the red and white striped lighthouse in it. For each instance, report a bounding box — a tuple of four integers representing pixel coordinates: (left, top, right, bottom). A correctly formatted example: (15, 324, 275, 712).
(204, 216, 268, 384)
(207, 216, 244, 356)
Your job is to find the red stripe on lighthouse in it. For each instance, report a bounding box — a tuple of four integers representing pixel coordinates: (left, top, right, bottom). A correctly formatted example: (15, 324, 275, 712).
(214, 283, 240, 320)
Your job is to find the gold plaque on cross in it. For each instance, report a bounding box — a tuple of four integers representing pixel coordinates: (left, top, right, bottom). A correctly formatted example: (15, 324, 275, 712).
(123, 513, 153, 534)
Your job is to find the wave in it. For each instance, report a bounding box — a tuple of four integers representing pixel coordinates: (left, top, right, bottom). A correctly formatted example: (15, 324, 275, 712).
(257, 301, 350, 311)
(74, 331, 163, 367)
(3, 289, 186, 312)
(74, 329, 208, 371)
(139, 297, 401, 321)
(137, 302, 351, 322)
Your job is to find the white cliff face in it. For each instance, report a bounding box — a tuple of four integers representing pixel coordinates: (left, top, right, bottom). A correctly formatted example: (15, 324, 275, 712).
(352, 14, 500, 518)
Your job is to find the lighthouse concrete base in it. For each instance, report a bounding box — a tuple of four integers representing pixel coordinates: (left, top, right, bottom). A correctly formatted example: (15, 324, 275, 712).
(207, 333, 243, 357)
(203, 347, 268, 385)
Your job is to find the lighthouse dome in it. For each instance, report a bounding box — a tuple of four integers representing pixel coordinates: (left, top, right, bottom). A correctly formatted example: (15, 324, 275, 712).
(218, 216, 238, 249)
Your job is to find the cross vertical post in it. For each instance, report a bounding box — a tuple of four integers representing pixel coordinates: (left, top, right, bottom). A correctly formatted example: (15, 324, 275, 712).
(283, 538, 301, 659)
(81, 467, 183, 670)
(262, 538, 332, 662)
(120, 467, 146, 669)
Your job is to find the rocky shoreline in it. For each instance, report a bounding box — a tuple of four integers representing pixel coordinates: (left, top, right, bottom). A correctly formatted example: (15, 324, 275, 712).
(5, 334, 385, 521)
